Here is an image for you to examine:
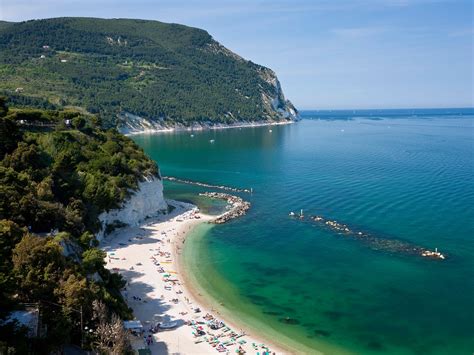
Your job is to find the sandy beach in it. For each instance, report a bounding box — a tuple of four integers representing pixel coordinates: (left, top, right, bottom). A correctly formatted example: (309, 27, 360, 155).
(101, 200, 285, 354)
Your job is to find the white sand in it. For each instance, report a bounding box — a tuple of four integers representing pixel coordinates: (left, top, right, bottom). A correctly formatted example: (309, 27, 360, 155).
(101, 200, 286, 354)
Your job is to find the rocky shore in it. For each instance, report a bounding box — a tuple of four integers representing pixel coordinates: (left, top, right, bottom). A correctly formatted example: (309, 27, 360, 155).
(164, 176, 251, 193)
(304, 214, 446, 260)
(120, 115, 296, 135)
(199, 192, 251, 224)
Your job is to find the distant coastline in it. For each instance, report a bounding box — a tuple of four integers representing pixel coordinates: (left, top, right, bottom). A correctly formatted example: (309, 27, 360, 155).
(122, 119, 296, 136)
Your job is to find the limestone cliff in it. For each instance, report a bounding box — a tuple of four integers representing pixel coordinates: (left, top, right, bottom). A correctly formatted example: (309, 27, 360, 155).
(96, 176, 168, 241)
(257, 67, 299, 121)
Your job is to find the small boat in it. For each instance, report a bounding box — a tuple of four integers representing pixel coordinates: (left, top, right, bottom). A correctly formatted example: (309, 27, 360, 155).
(269, 129, 272, 132)
(299, 209, 304, 219)
(190, 134, 194, 137)
(159, 321, 177, 329)
(289, 211, 295, 217)
(209, 139, 215, 143)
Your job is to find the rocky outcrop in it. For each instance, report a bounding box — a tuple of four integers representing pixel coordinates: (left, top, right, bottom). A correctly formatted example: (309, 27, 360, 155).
(96, 176, 168, 241)
(257, 67, 299, 121)
(118, 112, 169, 135)
(199, 192, 251, 224)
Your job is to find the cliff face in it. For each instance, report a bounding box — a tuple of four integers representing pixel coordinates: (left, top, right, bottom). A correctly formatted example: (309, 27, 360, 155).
(257, 67, 298, 121)
(96, 176, 167, 241)
(204, 40, 299, 122)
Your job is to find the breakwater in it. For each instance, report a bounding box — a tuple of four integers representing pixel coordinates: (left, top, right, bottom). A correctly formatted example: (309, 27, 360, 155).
(163, 176, 252, 193)
(199, 192, 250, 224)
(294, 214, 445, 260)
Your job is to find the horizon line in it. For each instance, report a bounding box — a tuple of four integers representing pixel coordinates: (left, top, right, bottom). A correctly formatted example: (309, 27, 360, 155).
(298, 106, 474, 112)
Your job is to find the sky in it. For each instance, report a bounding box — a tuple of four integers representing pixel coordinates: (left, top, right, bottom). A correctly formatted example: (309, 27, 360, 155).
(1, 0, 473, 109)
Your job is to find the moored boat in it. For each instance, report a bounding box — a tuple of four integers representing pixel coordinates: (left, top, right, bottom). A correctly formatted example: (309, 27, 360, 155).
(159, 321, 178, 329)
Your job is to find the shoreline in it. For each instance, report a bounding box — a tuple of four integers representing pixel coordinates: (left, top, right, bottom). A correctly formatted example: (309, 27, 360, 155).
(123, 119, 295, 136)
(174, 222, 310, 355)
(101, 200, 287, 354)
(173, 222, 293, 355)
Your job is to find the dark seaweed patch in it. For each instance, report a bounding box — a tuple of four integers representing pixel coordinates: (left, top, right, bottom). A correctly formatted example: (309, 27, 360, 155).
(245, 294, 268, 302)
(275, 305, 295, 313)
(314, 329, 331, 337)
(322, 310, 345, 320)
(250, 281, 267, 288)
(241, 262, 291, 277)
(279, 317, 300, 325)
(263, 311, 282, 316)
(367, 341, 385, 351)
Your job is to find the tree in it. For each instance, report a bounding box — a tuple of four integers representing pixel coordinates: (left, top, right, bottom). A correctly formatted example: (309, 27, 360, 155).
(3, 143, 47, 179)
(0, 116, 22, 158)
(55, 273, 96, 317)
(64, 198, 86, 236)
(0, 96, 7, 117)
(79, 231, 97, 248)
(91, 300, 132, 354)
(82, 248, 106, 274)
(0, 220, 26, 307)
(0, 219, 25, 271)
(72, 116, 86, 130)
(12, 235, 66, 300)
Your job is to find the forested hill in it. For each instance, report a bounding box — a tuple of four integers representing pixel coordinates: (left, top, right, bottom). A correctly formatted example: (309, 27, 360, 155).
(0, 98, 156, 352)
(0, 17, 298, 129)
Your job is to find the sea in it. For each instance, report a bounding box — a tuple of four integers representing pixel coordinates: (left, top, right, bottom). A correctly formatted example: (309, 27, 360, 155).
(132, 108, 474, 354)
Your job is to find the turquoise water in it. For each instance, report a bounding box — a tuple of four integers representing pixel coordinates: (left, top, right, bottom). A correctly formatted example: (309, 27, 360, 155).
(133, 109, 474, 354)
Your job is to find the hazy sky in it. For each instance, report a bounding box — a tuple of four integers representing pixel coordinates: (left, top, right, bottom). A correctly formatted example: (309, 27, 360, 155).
(1, 0, 473, 109)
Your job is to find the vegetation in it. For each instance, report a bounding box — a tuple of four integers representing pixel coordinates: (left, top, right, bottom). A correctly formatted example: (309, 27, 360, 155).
(0, 17, 296, 128)
(0, 97, 157, 352)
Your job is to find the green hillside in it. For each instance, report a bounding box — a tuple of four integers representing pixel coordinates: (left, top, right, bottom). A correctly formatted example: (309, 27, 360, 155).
(0, 98, 156, 352)
(0, 21, 13, 31)
(0, 17, 297, 128)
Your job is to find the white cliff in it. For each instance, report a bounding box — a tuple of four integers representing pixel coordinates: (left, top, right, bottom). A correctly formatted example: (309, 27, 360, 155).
(96, 176, 168, 241)
(257, 67, 299, 121)
(118, 112, 170, 135)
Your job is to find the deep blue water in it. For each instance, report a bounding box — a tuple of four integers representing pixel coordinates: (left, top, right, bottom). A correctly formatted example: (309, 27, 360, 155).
(133, 109, 474, 354)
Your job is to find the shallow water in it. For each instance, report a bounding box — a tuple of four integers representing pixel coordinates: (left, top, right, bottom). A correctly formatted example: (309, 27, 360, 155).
(133, 109, 474, 354)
